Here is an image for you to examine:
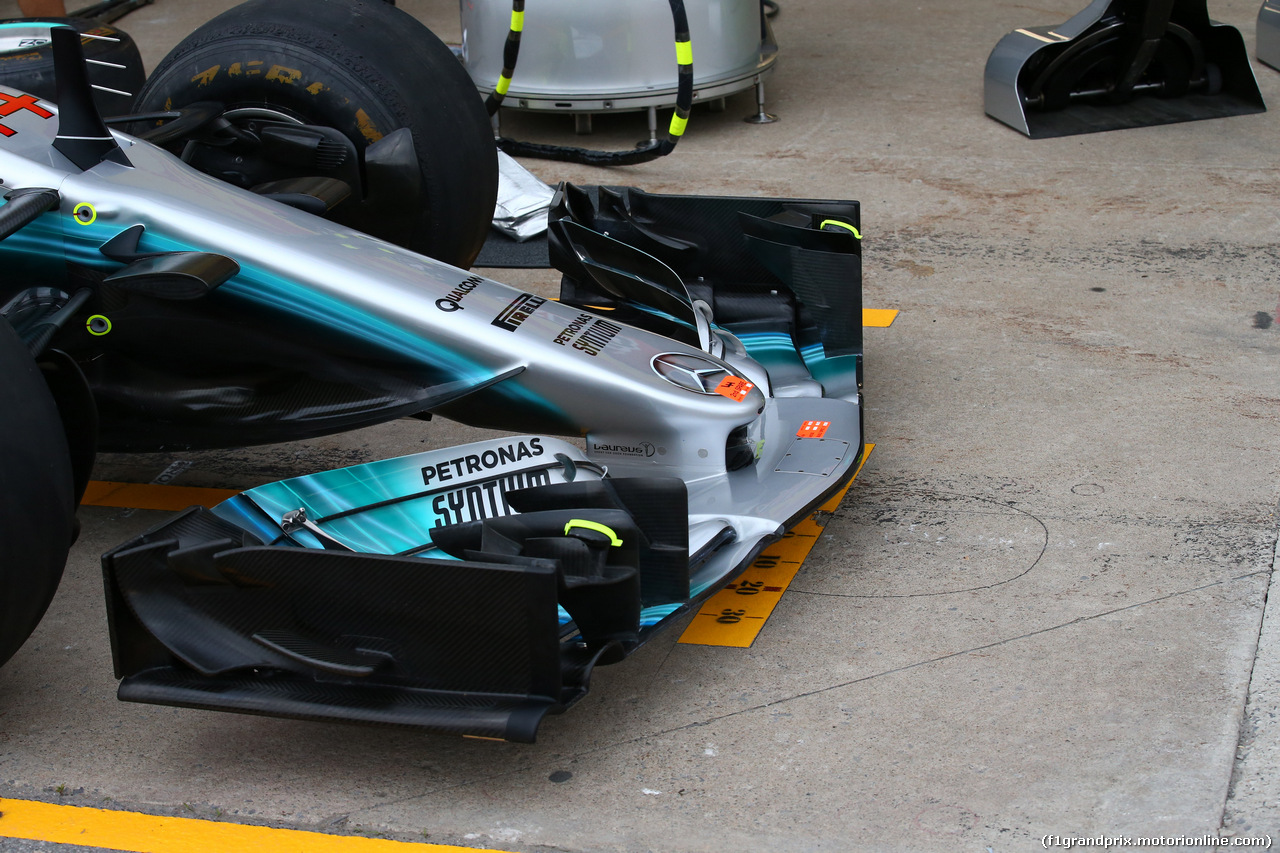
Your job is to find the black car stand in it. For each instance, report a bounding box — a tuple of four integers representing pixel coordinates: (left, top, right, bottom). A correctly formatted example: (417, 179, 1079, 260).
(984, 0, 1265, 137)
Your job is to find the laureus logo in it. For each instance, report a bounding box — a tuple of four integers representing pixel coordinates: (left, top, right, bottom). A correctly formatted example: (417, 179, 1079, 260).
(592, 441, 656, 458)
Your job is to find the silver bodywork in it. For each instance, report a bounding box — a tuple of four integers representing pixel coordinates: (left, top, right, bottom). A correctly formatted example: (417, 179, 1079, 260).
(0, 80, 862, 584)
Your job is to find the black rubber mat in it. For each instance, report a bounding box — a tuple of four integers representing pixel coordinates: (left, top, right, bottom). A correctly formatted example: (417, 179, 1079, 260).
(475, 229, 551, 268)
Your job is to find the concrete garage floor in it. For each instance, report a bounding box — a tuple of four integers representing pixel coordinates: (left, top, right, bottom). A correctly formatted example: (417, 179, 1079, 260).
(1, 0, 1278, 850)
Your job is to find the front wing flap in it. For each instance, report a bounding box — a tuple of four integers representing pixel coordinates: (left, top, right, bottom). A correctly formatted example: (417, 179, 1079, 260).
(103, 438, 706, 742)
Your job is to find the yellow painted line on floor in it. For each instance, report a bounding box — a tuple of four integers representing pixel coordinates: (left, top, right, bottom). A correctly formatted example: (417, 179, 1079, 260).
(679, 444, 873, 647)
(0, 798, 501, 853)
(862, 308, 898, 327)
(82, 481, 240, 511)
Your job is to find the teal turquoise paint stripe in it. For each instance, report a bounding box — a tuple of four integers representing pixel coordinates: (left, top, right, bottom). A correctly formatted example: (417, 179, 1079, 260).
(42, 210, 564, 420)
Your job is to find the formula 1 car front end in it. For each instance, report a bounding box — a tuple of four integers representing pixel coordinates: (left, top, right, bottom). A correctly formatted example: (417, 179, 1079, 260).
(103, 185, 866, 742)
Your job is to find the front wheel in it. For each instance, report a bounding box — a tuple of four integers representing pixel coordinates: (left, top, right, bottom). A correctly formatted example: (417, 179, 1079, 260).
(133, 0, 498, 269)
(0, 320, 75, 668)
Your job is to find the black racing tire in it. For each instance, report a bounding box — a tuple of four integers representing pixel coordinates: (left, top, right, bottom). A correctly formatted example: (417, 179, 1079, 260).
(133, 0, 497, 270)
(0, 321, 75, 668)
(0, 18, 146, 117)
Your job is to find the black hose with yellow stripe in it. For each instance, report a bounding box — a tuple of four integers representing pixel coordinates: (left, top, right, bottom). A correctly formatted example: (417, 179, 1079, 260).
(488, 0, 694, 166)
(483, 0, 524, 116)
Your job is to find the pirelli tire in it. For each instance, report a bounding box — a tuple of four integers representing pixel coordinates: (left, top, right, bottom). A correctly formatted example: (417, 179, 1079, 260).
(133, 0, 498, 269)
(0, 320, 76, 669)
(0, 18, 145, 117)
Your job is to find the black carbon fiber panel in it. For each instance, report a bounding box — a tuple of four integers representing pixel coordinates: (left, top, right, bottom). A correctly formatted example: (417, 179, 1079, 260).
(103, 507, 589, 740)
(117, 667, 559, 742)
(549, 186, 863, 383)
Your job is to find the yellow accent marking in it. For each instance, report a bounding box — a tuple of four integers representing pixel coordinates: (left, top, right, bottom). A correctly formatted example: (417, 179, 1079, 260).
(819, 219, 861, 239)
(679, 444, 873, 647)
(72, 203, 96, 225)
(564, 519, 623, 547)
(862, 308, 899, 327)
(306, 81, 326, 95)
(82, 481, 240, 511)
(668, 114, 689, 137)
(496, 75, 512, 96)
(266, 65, 303, 85)
(86, 314, 111, 336)
(0, 798, 499, 853)
(223, 60, 263, 77)
(354, 108, 383, 143)
(190, 65, 219, 86)
(1015, 28, 1065, 44)
(511, 9, 525, 31)
(675, 40, 693, 65)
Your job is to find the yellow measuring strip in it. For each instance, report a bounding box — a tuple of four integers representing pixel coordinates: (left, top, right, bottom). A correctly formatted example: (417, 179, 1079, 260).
(679, 444, 873, 648)
(0, 798, 498, 853)
(82, 481, 240, 511)
(862, 308, 898, 327)
(580, 305, 898, 328)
